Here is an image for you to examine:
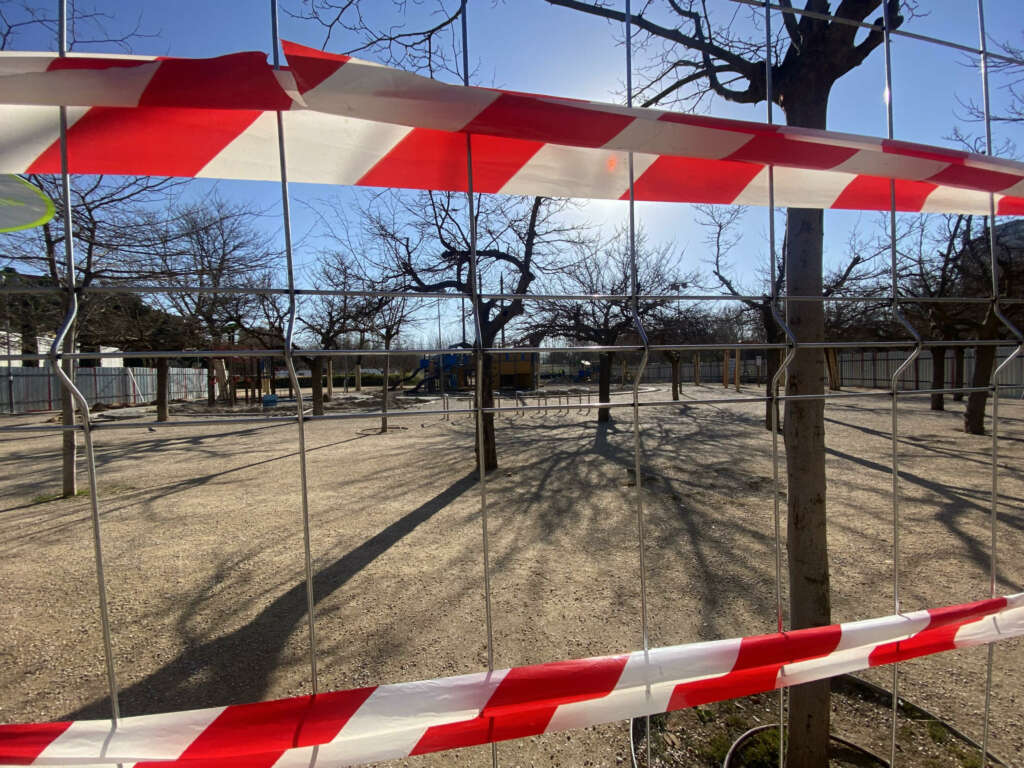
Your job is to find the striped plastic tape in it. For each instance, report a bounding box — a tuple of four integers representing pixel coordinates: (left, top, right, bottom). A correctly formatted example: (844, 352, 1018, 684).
(2, 592, 1022, 767)
(1, 44, 1024, 213)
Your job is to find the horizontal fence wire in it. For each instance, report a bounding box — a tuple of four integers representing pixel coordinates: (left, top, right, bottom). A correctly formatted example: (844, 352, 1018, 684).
(2, 338, 1021, 365)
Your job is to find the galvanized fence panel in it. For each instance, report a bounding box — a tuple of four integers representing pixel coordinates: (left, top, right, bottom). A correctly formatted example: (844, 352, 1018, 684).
(837, 347, 1024, 391)
(0, 366, 207, 414)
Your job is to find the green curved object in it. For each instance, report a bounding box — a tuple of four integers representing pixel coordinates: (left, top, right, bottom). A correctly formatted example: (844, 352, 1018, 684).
(0, 175, 55, 233)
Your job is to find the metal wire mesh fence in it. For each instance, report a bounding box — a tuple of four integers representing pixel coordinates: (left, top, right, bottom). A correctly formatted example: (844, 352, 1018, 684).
(0, 366, 207, 414)
(1, 2, 1023, 767)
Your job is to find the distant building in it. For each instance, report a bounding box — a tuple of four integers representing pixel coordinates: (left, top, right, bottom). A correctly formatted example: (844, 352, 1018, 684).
(0, 331, 57, 366)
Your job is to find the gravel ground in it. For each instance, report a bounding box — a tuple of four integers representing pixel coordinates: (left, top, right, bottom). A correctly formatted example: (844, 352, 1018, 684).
(1, 382, 1021, 767)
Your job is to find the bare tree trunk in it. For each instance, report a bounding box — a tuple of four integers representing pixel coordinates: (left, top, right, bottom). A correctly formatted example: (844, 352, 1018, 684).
(355, 332, 364, 391)
(964, 344, 995, 434)
(156, 358, 169, 422)
(722, 350, 729, 387)
(965, 311, 999, 434)
(826, 348, 841, 391)
(930, 345, 947, 411)
(765, 350, 781, 431)
(597, 351, 614, 423)
(693, 352, 701, 385)
(21, 314, 40, 368)
(475, 350, 498, 470)
(668, 353, 680, 401)
(213, 359, 229, 401)
(326, 358, 334, 401)
(60, 328, 77, 497)
(784, 206, 831, 768)
(953, 346, 965, 401)
(311, 357, 324, 417)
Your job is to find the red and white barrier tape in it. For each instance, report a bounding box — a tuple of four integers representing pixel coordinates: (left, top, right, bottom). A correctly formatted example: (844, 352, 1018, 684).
(2, 43, 1024, 214)
(3, 593, 1022, 767)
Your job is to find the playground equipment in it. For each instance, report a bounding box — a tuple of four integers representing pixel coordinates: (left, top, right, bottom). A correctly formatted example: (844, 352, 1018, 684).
(414, 353, 461, 393)
(416, 351, 538, 392)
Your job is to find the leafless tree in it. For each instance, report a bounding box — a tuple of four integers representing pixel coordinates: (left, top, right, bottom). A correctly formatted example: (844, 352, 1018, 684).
(539, 9, 924, 754)
(530, 225, 690, 422)
(0, 0, 153, 52)
(359, 190, 582, 470)
(284, 0, 464, 77)
(646, 302, 716, 400)
(699, 204, 785, 425)
(300, 252, 382, 415)
(952, 31, 1024, 154)
(953, 219, 1024, 434)
(699, 204, 886, 421)
(1, 3, 165, 495)
(4, 174, 181, 496)
(150, 197, 278, 405)
(889, 213, 1024, 426)
(365, 279, 418, 432)
(895, 214, 977, 410)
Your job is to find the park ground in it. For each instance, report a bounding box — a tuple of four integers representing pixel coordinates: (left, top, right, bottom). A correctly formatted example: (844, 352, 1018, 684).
(1, 381, 1022, 767)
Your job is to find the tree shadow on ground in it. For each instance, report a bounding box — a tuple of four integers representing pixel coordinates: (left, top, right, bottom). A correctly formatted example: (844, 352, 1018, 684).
(63, 470, 477, 720)
(825, 445, 1022, 593)
(0, 432, 373, 556)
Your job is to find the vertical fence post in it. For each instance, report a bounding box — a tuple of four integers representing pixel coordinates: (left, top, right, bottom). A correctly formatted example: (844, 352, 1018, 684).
(761, 5, 794, 761)
(47, 0, 120, 725)
(622, 3, 653, 762)
(882, 8, 924, 766)
(976, 4, 1024, 765)
(459, 7, 498, 767)
(270, 0, 319, 696)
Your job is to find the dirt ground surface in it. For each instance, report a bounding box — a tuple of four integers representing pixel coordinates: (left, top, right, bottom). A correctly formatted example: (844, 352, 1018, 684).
(2, 382, 1022, 767)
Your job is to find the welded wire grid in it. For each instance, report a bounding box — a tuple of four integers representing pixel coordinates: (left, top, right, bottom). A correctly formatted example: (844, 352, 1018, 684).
(1, 2, 1022, 767)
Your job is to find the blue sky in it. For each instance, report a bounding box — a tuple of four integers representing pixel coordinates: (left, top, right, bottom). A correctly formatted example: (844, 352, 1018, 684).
(7, 1, 1024, 333)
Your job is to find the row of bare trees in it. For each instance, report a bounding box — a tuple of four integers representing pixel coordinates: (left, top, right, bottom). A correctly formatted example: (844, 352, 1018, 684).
(8, 176, 1019, 492)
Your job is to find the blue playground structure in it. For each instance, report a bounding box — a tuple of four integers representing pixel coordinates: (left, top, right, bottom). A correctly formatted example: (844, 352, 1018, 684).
(415, 353, 461, 393)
